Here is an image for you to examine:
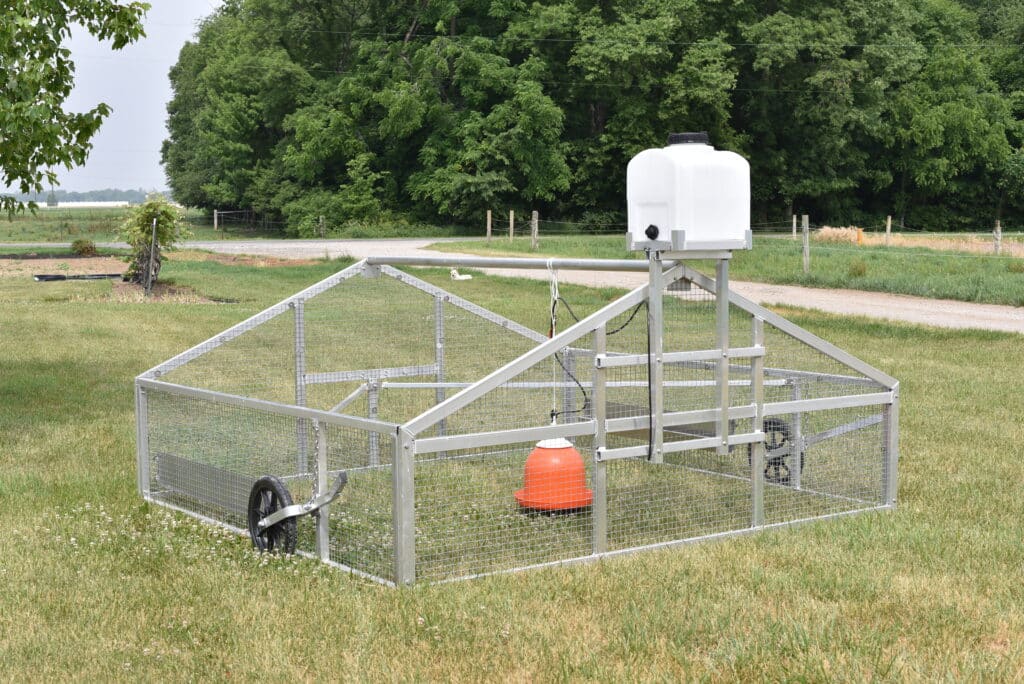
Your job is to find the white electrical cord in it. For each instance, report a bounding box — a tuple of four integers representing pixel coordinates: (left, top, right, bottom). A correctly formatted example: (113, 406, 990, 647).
(547, 260, 559, 424)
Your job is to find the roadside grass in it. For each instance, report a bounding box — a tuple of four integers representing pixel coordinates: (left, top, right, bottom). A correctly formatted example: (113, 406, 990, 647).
(2, 255, 1023, 679)
(434, 235, 1024, 306)
(0, 207, 272, 242)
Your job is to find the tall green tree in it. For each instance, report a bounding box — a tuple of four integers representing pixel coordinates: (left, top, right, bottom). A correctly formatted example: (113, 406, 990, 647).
(161, 0, 1021, 232)
(0, 1, 148, 216)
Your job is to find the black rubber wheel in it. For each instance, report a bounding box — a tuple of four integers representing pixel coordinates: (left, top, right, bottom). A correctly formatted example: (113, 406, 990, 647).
(748, 418, 805, 486)
(247, 475, 297, 554)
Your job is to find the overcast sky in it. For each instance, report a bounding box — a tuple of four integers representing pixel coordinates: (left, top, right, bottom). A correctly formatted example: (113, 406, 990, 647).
(55, 1, 223, 192)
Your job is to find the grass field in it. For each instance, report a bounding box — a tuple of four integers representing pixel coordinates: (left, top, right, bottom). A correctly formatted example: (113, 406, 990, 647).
(0, 207, 470, 243)
(2, 253, 1023, 679)
(0, 207, 271, 243)
(434, 234, 1024, 307)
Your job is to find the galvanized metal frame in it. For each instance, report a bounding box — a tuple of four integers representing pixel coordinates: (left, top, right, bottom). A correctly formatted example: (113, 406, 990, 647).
(591, 323, 608, 554)
(136, 252, 900, 587)
(648, 253, 665, 462)
(750, 316, 766, 527)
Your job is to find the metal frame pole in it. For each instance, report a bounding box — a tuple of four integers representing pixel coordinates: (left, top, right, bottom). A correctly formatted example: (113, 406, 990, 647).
(136, 384, 150, 497)
(393, 428, 416, 585)
(368, 381, 380, 467)
(367, 254, 728, 271)
(293, 301, 309, 473)
(647, 252, 664, 463)
(314, 421, 330, 561)
(145, 217, 157, 296)
(715, 259, 731, 456)
(751, 317, 765, 527)
(434, 296, 447, 449)
(791, 382, 804, 490)
(883, 385, 900, 506)
(592, 324, 608, 554)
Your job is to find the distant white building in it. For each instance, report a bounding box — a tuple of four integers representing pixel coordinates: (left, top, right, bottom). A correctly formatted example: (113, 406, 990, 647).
(41, 201, 132, 209)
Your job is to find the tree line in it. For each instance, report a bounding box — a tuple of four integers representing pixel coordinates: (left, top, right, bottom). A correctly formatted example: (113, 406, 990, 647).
(15, 188, 155, 204)
(161, 0, 1024, 235)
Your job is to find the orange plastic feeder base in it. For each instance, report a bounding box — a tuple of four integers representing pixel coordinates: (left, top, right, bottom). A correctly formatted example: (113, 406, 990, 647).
(515, 438, 593, 512)
(514, 488, 594, 511)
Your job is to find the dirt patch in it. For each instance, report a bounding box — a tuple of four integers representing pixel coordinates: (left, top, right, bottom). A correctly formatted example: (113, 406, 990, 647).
(1, 255, 220, 303)
(170, 249, 319, 267)
(0, 252, 101, 260)
(109, 280, 219, 304)
(0, 255, 126, 279)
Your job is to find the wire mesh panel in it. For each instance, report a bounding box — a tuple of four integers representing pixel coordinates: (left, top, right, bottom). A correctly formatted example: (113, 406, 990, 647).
(605, 457, 752, 550)
(157, 308, 298, 404)
(322, 424, 395, 582)
(413, 443, 594, 582)
(761, 325, 888, 401)
(145, 388, 314, 529)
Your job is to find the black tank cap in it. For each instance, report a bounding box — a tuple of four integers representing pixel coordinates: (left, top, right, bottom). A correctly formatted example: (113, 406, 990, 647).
(667, 132, 709, 145)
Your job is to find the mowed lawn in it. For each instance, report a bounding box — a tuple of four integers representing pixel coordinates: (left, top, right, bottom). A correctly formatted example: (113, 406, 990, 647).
(1, 253, 1022, 680)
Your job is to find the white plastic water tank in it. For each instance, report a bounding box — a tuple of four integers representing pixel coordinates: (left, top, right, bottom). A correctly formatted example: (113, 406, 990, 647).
(626, 132, 750, 252)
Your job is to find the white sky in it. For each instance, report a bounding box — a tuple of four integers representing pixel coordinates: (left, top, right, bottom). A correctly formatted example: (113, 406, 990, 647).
(55, 1, 223, 192)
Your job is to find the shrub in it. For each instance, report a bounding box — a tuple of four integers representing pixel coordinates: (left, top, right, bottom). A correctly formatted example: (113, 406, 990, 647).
(121, 195, 188, 287)
(848, 259, 868, 277)
(814, 226, 860, 244)
(71, 239, 97, 256)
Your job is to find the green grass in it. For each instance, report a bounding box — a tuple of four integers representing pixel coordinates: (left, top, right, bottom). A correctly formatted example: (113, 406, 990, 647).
(434, 234, 1024, 306)
(2, 256, 1023, 679)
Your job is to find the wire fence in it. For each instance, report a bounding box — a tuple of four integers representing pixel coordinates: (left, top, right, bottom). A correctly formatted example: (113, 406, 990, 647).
(194, 206, 1024, 267)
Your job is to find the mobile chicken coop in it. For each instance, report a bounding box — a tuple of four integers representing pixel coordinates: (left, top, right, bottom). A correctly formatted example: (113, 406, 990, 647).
(135, 137, 899, 586)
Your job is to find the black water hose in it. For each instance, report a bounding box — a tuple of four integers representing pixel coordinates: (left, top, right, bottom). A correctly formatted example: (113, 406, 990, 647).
(33, 273, 123, 282)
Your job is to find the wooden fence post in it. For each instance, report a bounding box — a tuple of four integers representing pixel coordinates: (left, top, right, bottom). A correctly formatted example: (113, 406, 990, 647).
(994, 219, 1002, 255)
(792, 214, 797, 240)
(802, 214, 810, 274)
(213, 209, 218, 232)
(886, 215, 892, 247)
(509, 209, 515, 242)
(531, 210, 539, 250)
(486, 209, 492, 244)
(318, 215, 325, 238)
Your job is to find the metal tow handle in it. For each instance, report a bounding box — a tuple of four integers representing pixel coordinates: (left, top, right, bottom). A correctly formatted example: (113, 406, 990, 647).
(257, 471, 348, 530)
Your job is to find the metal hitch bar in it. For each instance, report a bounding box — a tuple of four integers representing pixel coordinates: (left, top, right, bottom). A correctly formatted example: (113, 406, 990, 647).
(257, 471, 348, 530)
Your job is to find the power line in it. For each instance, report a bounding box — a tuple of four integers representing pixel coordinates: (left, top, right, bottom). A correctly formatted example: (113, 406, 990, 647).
(137, 19, 1024, 51)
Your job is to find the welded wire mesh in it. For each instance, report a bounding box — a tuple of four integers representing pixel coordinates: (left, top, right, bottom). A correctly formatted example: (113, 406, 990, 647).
(605, 457, 752, 550)
(157, 308, 297, 404)
(762, 325, 887, 401)
(762, 405, 886, 524)
(433, 333, 597, 438)
(146, 388, 315, 529)
(323, 425, 395, 581)
(303, 275, 436, 392)
(414, 443, 594, 582)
